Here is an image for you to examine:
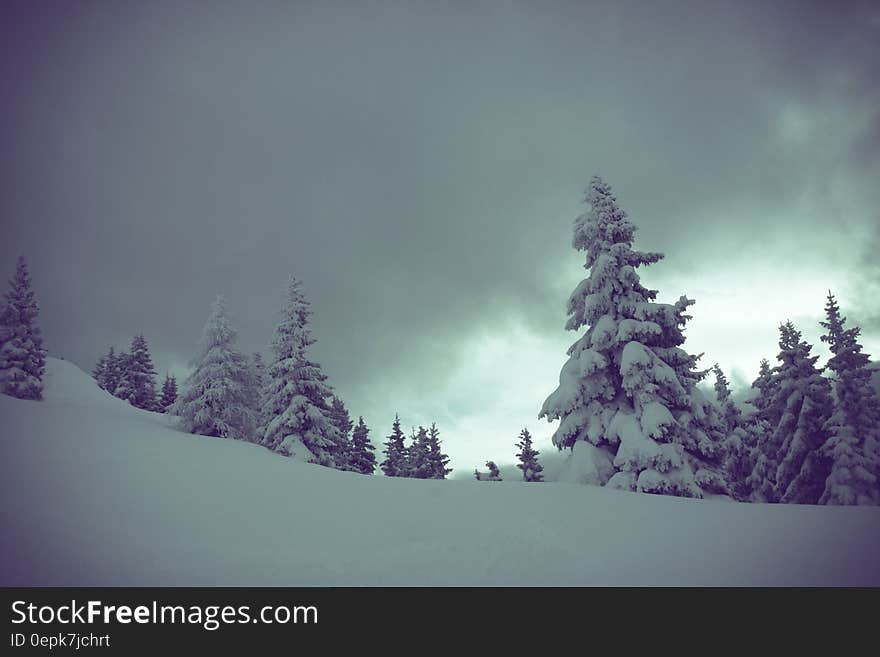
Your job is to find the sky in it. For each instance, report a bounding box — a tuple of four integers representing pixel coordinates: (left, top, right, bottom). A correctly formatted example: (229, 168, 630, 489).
(2, 0, 878, 472)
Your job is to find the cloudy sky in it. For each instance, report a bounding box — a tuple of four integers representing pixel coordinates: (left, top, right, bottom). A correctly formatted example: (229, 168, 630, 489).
(2, 0, 878, 472)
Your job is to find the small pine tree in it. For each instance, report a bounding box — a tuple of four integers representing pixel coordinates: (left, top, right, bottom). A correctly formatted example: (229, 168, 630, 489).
(712, 365, 751, 500)
(329, 395, 354, 470)
(515, 428, 544, 482)
(405, 426, 430, 478)
(381, 414, 407, 476)
(349, 416, 377, 475)
(92, 352, 108, 388)
(817, 293, 879, 505)
(115, 334, 159, 410)
(485, 461, 502, 481)
(175, 295, 257, 440)
(105, 348, 128, 398)
(160, 374, 178, 412)
(0, 256, 47, 400)
(423, 422, 452, 479)
(261, 277, 344, 466)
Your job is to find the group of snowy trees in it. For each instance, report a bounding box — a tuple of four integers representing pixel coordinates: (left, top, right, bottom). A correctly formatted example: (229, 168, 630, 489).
(541, 176, 880, 505)
(380, 415, 452, 479)
(723, 294, 879, 505)
(93, 336, 172, 412)
(166, 280, 378, 473)
(0, 256, 46, 400)
(476, 428, 545, 482)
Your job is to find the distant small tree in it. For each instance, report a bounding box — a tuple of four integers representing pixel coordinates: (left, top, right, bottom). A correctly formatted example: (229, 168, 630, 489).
(381, 414, 407, 477)
(485, 461, 502, 481)
(423, 423, 452, 479)
(515, 428, 543, 482)
(115, 334, 159, 410)
(712, 365, 752, 501)
(0, 256, 47, 400)
(160, 374, 178, 413)
(405, 426, 430, 478)
(349, 416, 377, 475)
(329, 395, 354, 470)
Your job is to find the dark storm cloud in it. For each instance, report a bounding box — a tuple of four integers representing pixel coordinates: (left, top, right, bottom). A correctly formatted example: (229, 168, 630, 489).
(1, 1, 878, 464)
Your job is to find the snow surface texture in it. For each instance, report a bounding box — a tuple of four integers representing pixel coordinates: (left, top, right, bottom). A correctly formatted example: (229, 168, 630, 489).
(1, 359, 879, 586)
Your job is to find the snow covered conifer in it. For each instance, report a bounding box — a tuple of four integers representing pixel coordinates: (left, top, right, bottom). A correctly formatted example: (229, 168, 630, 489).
(160, 374, 178, 413)
(405, 426, 430, 478)
(515, 428, 544, 482)
(105, 348, 128, 398)
(381, 414, 407, 476)
(329, 395, 354, 470)
(539, 176, 722, 498)
(817, 293, 879, 505)
(423, 422, 452, 479)
(0, 256, 47, 400)
(712, 365, 753, 500)
(749, 322, 832, 503)
(485, 461, 502, 481)
(92, 352, 108, 387)
(349, 417, 377, 475)
(261, 277, 344, 465)
(115, 334, 159, 410)
(175, 295, 257, 440)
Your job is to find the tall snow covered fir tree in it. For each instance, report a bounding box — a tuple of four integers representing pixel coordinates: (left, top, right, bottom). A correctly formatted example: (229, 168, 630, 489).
(515, 428, 544, 482)
(114, 334, 159, 410)
(748, 322, 832, 504)
(174, 295, 257, 441)
(381, 414, 407, 476)
(0, 256, 47, 400)
(349, 417, 377, 475)
(817, 293, 879, 505)
(261, 277, 346, 467)
(539, 176, 725, 498)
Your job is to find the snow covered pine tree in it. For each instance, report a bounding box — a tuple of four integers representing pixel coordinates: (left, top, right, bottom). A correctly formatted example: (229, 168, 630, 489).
(0, 256, 47, 400)
(114, 334, 159, 411)
(749, 322, 832, 504)
(261, 277, 346, 466)
(174, 295, 257, 440)
(817, 293, 879, 505)
(349, 416, 377, 475)
(381, 414, 408, 476)
(539, 176, 725, 498)
(515, 428, 544, 482)
(159, 374, 178, 413)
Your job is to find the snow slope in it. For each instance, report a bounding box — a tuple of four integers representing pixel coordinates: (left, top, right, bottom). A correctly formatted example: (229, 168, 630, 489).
(1, 359, 878, 586)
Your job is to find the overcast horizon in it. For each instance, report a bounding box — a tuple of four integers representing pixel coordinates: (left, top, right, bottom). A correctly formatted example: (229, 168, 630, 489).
(2, 0, 878, 471)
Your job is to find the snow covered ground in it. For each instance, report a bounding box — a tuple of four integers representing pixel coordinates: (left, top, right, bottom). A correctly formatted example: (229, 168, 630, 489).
(1, 358, 878, 586)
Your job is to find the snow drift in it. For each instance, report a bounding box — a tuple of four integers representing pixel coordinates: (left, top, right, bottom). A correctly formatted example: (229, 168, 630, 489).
(1, 359, 878, 586)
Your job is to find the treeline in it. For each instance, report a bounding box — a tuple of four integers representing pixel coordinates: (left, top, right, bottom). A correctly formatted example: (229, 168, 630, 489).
(714, 293, 878, 505)
(541, 176, 879, 505)
(91, 279, 452, 478)
(92, 337, 176, 412)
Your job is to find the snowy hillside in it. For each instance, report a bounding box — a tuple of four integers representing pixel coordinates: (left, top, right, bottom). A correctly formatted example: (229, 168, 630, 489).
(1, 358, 878, 586)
